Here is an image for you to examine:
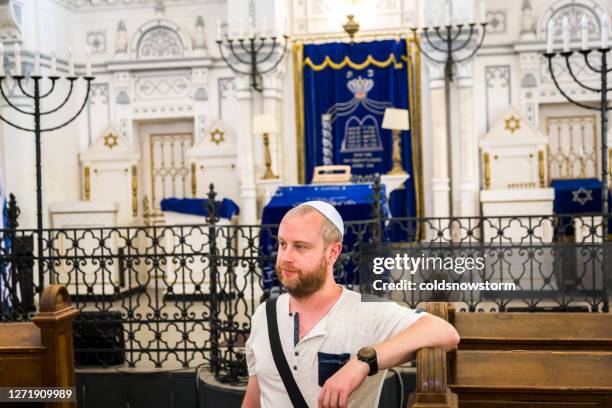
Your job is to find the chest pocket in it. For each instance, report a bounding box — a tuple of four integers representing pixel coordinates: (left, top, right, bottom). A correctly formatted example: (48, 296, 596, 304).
(317, 352, 350, 387)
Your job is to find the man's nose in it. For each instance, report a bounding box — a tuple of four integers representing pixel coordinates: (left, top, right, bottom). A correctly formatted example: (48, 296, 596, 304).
(277, 247, 294, 264)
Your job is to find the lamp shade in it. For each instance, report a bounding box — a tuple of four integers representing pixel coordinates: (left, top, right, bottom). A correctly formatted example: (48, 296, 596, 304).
(382, 108, 409, 130)
(253, 114, 278, 134)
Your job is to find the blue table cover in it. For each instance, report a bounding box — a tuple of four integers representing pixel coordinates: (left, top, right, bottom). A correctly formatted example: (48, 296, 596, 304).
(260, 184, 387, 288)
(160, 197, 240, 220)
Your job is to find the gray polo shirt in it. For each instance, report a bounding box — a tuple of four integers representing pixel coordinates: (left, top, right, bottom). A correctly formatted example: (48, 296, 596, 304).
(245, 286, 427, 408)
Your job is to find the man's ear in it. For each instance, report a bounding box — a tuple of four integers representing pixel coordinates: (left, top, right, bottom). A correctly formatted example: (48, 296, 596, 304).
(327, 241, 343, 264)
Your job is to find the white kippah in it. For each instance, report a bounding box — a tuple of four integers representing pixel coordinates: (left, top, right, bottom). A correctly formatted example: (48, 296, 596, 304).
(301, 200, 344, 239)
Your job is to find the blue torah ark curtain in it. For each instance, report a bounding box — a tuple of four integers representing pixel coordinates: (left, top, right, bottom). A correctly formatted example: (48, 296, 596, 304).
(302, 39, 417, 218)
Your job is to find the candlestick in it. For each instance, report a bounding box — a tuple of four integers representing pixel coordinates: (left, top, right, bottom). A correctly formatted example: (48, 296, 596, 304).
(581, 15, 588, 50)
(34, 50, 40, 76)
(602, 14, 609, 49)
(51, 52, 57, 76)
(85, 46, 92, 76)
(444, 2, 451, 26)
(546, 19, 554, 53)
(0, 43, 4, 76)
(562, 16, 570, 52)
(480, 0, 486, 24)
(216, 20, 222, 39)
(68, 46, 74, 76)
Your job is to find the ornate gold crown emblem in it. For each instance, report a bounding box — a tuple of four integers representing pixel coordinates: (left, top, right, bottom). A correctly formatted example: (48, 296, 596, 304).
(347, 76, 374, 99)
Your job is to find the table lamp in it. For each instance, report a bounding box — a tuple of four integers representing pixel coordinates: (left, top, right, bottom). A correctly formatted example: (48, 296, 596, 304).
(382, 108, 409, 175)
(253, 114, 279, 179)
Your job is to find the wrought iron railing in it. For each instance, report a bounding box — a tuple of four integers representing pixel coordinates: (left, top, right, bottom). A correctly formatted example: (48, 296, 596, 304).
(0, 182, 610, 384)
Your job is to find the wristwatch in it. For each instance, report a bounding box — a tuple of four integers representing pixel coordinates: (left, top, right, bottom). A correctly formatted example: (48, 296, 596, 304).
(357, 346, 378, 376)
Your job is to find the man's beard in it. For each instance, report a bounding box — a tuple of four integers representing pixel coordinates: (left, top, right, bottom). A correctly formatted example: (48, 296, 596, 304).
(275, 256, 328, 299)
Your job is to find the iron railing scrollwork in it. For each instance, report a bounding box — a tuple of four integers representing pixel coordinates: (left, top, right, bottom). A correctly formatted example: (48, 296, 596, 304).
(0, 183, 610, 384)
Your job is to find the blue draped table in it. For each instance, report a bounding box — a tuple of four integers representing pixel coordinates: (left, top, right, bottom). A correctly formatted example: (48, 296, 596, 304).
(160, 197, 240, 220)
(260, 184, 387, 288)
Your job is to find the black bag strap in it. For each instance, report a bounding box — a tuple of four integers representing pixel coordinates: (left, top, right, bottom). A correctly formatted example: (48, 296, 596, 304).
(266, 298, 309, 408)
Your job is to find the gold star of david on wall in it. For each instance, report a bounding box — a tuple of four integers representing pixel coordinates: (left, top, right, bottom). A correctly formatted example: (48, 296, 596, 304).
(103, 131, 119, 149)
(504, 115, 521, 133)
(210, 128, 225, 145)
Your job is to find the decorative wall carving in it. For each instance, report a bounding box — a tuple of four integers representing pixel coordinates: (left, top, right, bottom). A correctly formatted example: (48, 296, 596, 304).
(486, 10, 507, 33)
(86, 31, 106, 53)
(54, 0, 200, 9)
(194, 87, 207, 101)
(521, 73, 537, 88)
(135, 73, 191, 100)
(520, 0, 536, 38)
(115, 20, 128, 54)
(0, 0, 22, 41)
(538, 0, 604, 40)
(194, 16, 207, 51)
(198, 115, 206, 141)
(138, 27, 183, 58)
(130, 19, 191, 60)
(116, 91, 130, 104)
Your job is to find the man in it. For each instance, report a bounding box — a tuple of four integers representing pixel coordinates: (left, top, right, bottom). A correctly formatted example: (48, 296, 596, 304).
(243, 201, 459, 408)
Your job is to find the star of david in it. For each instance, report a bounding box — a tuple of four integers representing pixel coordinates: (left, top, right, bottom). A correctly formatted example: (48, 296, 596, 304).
(103, 132, 118, 149)
(504, 115, 521, 133)
(210, 128, 225, 145)
(572, 187, 593, 206)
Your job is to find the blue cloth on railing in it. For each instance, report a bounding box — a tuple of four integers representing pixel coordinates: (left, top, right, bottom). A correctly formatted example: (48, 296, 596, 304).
(260, 183, 387, 288)
(160, 197, 240, 220)
(551, 178, 603, 214)
(551, 178, 612, 235)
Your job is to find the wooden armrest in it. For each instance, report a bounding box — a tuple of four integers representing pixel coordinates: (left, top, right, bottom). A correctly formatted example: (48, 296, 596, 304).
(407, 302, 458, 408)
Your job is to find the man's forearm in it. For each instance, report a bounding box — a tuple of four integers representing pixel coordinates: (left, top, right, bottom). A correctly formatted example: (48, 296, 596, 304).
(374, 314, 459, 370)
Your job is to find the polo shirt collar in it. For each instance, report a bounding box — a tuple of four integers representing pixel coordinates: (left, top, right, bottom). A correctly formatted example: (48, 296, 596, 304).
(283, 285, 348, 343)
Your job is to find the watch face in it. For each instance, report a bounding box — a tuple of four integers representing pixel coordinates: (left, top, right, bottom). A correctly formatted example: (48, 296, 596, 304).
(359, 346, 376, 360)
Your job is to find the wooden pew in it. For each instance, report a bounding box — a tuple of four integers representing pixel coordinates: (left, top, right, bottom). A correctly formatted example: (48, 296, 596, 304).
(408, 304, 612, 408)
(0, 285, 79, 407)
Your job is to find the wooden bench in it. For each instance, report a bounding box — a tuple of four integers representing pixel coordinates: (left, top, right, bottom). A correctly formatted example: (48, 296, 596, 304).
(408, 303, 612, 408)
(0, 285, 79, 408)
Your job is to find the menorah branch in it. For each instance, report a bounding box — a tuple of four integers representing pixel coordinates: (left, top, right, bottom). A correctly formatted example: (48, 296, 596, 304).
(0, 77, 36, 116)
(40, 78, 77, 115)
(561, 52, 601, 92)
(545, 54, 601, 111)
(216, 30, 289, 92)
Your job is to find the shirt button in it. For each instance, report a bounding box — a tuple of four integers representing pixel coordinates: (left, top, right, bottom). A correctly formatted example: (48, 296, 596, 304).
(293, 366, 297, 371)
(294, 351, 299, 356)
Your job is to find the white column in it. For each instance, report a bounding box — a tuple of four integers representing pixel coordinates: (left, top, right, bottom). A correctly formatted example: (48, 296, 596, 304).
(457, 62, 479, 218)
(428, 63, 450, 218)
(234, 76, 257, 225)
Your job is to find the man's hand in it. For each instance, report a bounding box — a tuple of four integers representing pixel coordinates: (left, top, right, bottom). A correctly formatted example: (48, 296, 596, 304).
(318, 357, 369, 408)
